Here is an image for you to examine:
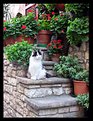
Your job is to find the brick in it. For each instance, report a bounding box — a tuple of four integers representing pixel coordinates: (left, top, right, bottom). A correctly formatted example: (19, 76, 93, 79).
(12, 70, 17, 77)
(85, 52, 89, 59)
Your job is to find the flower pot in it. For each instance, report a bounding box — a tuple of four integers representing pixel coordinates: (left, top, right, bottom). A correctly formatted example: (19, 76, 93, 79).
(51, 53, 61, 62)
(73, 80, 89, 96)
(4, 36, 15, 46)
(24, 36, 35, 44)
(37, 30, 52, 48)
(55, 4, 65, 11)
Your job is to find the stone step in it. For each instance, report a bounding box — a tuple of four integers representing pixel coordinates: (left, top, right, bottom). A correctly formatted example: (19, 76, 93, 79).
(42, 61, 57, 66)
(16, 77, 72, 98)
(25, 95, 84, 117)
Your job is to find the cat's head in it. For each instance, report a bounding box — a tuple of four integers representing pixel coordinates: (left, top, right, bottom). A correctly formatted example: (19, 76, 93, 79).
(31, 49, 42, 60)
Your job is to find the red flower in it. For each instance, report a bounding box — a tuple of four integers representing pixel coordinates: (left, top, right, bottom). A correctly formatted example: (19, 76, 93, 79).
(3, 20, 6, 22)
(48, 16, 51, 20)
(21, 25, 27, 29)
(3, 27, 6, 31)
(54, 18, 58, 21)
(52, 40, 57, 43)
(53, 45, 57, 49)
(28, 9, 33, 13)
(58, 45, 63, 49)
(52, 12, 55, 15)
(58, 40, 62, 43)
(48, 43, 52, 47)
(47, 14, 50, 17)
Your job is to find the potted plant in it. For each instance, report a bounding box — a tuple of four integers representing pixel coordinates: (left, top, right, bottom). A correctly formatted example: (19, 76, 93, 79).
(47, 39, 64, 62)
(53, 55, 81, 78)
(37, 18, 52, 48)
(3, 12, 38, 46)
(77, 93, 89, 117)
(66, 17, 89, 47)
(72, 69, 89, 96)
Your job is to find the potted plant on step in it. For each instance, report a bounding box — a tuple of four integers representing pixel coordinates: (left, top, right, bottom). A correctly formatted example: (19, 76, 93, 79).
(37, 18, 52, 48)
(47, 39, 64, 62)
(72, 69, 89, 96)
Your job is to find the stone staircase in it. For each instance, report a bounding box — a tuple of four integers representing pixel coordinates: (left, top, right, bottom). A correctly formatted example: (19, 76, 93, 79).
(16, 47, 84, 117)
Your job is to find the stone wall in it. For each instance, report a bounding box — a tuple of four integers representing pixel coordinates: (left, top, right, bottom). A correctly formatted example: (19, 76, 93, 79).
(68, 41, 89, 70)
(3, 54, 84, 118)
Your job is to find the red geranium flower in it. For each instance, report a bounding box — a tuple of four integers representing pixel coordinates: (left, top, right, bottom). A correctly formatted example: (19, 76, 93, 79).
(47, 14, 50, 17)
(58, 45, 63, 49)
(52, 12, 55, 15)
(3, 27, 6, 31)
(48, 16, 51, 20)
(53, 45, 57, 49)
(48, 43, 52, 47)
(52, 40, 57, 43)
(21, 25, 27, 29)
(54, 18, 58, 21)
(58, 40, 62, 43)
(28, 9, 33, 13)
(34, 16, 38, 20)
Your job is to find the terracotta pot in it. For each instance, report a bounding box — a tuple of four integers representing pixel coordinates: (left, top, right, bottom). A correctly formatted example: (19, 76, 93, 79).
(51, 53, 61, 62)
(56, 4, 65, 11)
(37, 30, 52, 48)
(73, 80, 89, 96)
(24, 36, 35, 44)
(4, 36, 15, 46)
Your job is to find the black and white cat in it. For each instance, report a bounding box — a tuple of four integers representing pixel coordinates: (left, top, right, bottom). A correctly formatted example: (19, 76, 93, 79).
(27, 49, 46, 80)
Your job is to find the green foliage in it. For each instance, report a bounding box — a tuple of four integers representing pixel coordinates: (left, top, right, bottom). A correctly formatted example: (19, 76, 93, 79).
(37, 19, 51, 31)
(50, 14, 69, 34)
(4, 40, 34, 67)
(3, 12, 38, 40)
(73, 70, 89, 82)
(77, 93, 89, 109)
(66, 17, 89, 46)
(47, 39, 63, 56)
(54, 55, 89, 81)
(65, 3, 89, 18)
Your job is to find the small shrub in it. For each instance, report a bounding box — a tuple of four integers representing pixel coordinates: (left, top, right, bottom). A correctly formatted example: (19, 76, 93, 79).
(4, 40, 34, 67)
(77, 93, 89, 109)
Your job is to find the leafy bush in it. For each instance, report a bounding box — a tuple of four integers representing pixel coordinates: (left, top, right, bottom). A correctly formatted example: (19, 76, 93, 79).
(65, 3, 89, 18)
(74, 70, 89, 82)
(66, 17, 89, 46)
(53, 55, 83, 78)
(4, 40, 34, 67)
(3, 12, 38, 40)
(77, 93, 89, 109)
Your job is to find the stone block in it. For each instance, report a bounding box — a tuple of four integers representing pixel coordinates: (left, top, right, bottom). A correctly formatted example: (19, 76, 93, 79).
(16, 105, 24, 115)
(58, 107, 69, 113)
(12, 70, 17, 77)
(17, 84, 24, 94)
(63, 111, 84, 117)
(85, 52, 89, 59)
(8, 77, 17, 86)
(15, 99, 24, 108)
(16, 112, 23, 117)
(52, 87, 64, 95)
(4, 84, 13, 95)
(16, 70, 27, 77)
(70, 106, 79, 112)
(39, 109, 57, 116)
(64, 88, 72, 94)
(24, 88, 52, 98)
(7, 66, 12, 77)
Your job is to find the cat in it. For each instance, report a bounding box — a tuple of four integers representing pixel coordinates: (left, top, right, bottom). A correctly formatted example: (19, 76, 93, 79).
(27, 49, 46, 80)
